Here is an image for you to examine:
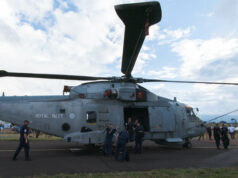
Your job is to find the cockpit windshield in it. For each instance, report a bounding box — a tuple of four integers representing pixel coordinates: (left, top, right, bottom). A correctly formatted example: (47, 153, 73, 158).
(186, 107, 196, 117)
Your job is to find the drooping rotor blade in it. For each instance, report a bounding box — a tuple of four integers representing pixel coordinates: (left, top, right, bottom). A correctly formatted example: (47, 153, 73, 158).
(207, 109, 238, 123)
(0, 70, 112, 81)
(115, 1, 162, 77)
(188, 109, 238, 129)
(140, 78, 238, 85)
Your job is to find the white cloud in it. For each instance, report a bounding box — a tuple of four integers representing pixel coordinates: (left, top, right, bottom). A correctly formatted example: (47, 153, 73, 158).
(0, 0, 127, 95)
(200, 12, 215, 17)
(0, 0, 160, 95)
(145, 81, 238, 116)
(147, 67, 177, 79)
(7, 0, 54, 24)
(207, 12, 214, 17)
(171, 38, 238, 78)
(150, 26, 195, 45)
(163, 28, 192, 40)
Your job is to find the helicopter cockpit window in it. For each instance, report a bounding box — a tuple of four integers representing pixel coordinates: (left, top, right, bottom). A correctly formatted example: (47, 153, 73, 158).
(86, 111, 97, 123)
(186, 108, 196, 117)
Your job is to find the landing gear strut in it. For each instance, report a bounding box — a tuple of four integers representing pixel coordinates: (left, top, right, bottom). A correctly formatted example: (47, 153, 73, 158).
(183, 138, 192, 149)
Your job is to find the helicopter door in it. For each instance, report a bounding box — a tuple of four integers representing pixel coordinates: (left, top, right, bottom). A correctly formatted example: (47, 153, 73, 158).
(124, 107, 150, 131)
(149, 107, 175, 132)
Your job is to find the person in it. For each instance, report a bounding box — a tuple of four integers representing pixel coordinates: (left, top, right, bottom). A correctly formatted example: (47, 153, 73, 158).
(213, 123, 221, 150)
(134, 119, 139, 128)
(104, 124, 117, 156)
(228, 125, 235, 139)
(13, 120, 31, 161)
(134, 122, 144, 154)
(125, 117, 134, 142)
(221, 124, 229, 149)
(115, 127, 129, 162)
(206, 126, 212, 140)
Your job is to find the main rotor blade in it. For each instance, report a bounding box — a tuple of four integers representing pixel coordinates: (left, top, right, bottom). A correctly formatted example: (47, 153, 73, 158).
(206, 109, 238, 123)
(141, 79, 238, 85)
(115, 1, 162, 77)
(0, 70, 112, 81)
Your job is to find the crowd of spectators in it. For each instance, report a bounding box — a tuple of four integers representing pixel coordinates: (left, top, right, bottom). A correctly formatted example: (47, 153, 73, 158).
(0, 123, 20, 133)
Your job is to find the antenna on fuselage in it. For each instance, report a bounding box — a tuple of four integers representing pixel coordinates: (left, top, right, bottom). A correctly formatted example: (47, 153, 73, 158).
(2, 92, 5, 96)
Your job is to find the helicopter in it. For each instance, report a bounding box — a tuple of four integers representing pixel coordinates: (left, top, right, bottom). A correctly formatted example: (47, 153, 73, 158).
(0, 1, 238, 148)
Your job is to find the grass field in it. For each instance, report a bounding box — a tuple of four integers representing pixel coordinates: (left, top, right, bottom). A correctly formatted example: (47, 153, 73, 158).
(30, 168, 238, 178)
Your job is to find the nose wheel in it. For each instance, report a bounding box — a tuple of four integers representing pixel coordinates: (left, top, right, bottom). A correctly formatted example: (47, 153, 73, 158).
(183, 138, 192, 149)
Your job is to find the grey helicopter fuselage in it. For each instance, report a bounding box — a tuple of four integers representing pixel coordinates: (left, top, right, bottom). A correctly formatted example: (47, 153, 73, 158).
(0, 1, 212, 147)
(0, 81, 205, 145)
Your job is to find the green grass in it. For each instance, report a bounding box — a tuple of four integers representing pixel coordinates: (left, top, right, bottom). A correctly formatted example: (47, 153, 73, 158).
(0, 133, 62, 141)
(27, 168, 238, 178)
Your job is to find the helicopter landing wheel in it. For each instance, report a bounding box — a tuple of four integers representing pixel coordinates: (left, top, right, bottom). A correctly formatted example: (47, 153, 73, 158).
(183, 138, 192, 149)
(183, 142, 192, 149)
(187, 142, 192, 149)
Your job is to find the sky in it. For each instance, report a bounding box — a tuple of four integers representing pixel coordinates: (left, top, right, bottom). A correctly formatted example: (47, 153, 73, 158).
(0, 0, 238, 120)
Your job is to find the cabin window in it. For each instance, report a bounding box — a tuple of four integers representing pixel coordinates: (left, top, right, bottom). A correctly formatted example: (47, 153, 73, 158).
(86, 111, 97, 123)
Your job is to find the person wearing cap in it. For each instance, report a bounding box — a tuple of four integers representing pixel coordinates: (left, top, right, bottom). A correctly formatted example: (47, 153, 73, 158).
(13, 120, 31, 161)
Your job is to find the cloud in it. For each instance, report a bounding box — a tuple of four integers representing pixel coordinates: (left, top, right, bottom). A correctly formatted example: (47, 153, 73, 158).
(200, 12, 215, 17)
(147, 67, 177, 79)
(215, 0, 238, 25)
(144, 29, 238, 115)
(145, 81, 238, 115)
(171, 38, 238, 78)
(132, 26, 194, 76)
(0, 0, 126, 95)
(150, 26, 195, 45)
(0, 0, 161, 95)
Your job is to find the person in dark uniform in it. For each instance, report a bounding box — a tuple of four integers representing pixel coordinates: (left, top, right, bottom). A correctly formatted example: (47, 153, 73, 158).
(207, 126, 212, 140)
(125, 117, 134, 142)
(13, 120, 31, 160)
(104, 124, 117, 156)
(115, 127, 128, 162)
(213, 123, 221, 150)
(134, 122, 144, 154)
(221, 124, 229, 149)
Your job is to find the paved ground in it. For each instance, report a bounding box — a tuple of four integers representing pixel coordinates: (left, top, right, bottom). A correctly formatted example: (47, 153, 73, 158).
(1, 138, 238, 177)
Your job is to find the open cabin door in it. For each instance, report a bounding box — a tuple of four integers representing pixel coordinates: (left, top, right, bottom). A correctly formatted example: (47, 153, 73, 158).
(124, 107, 150, 131)
(149, 106, 175, 132)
